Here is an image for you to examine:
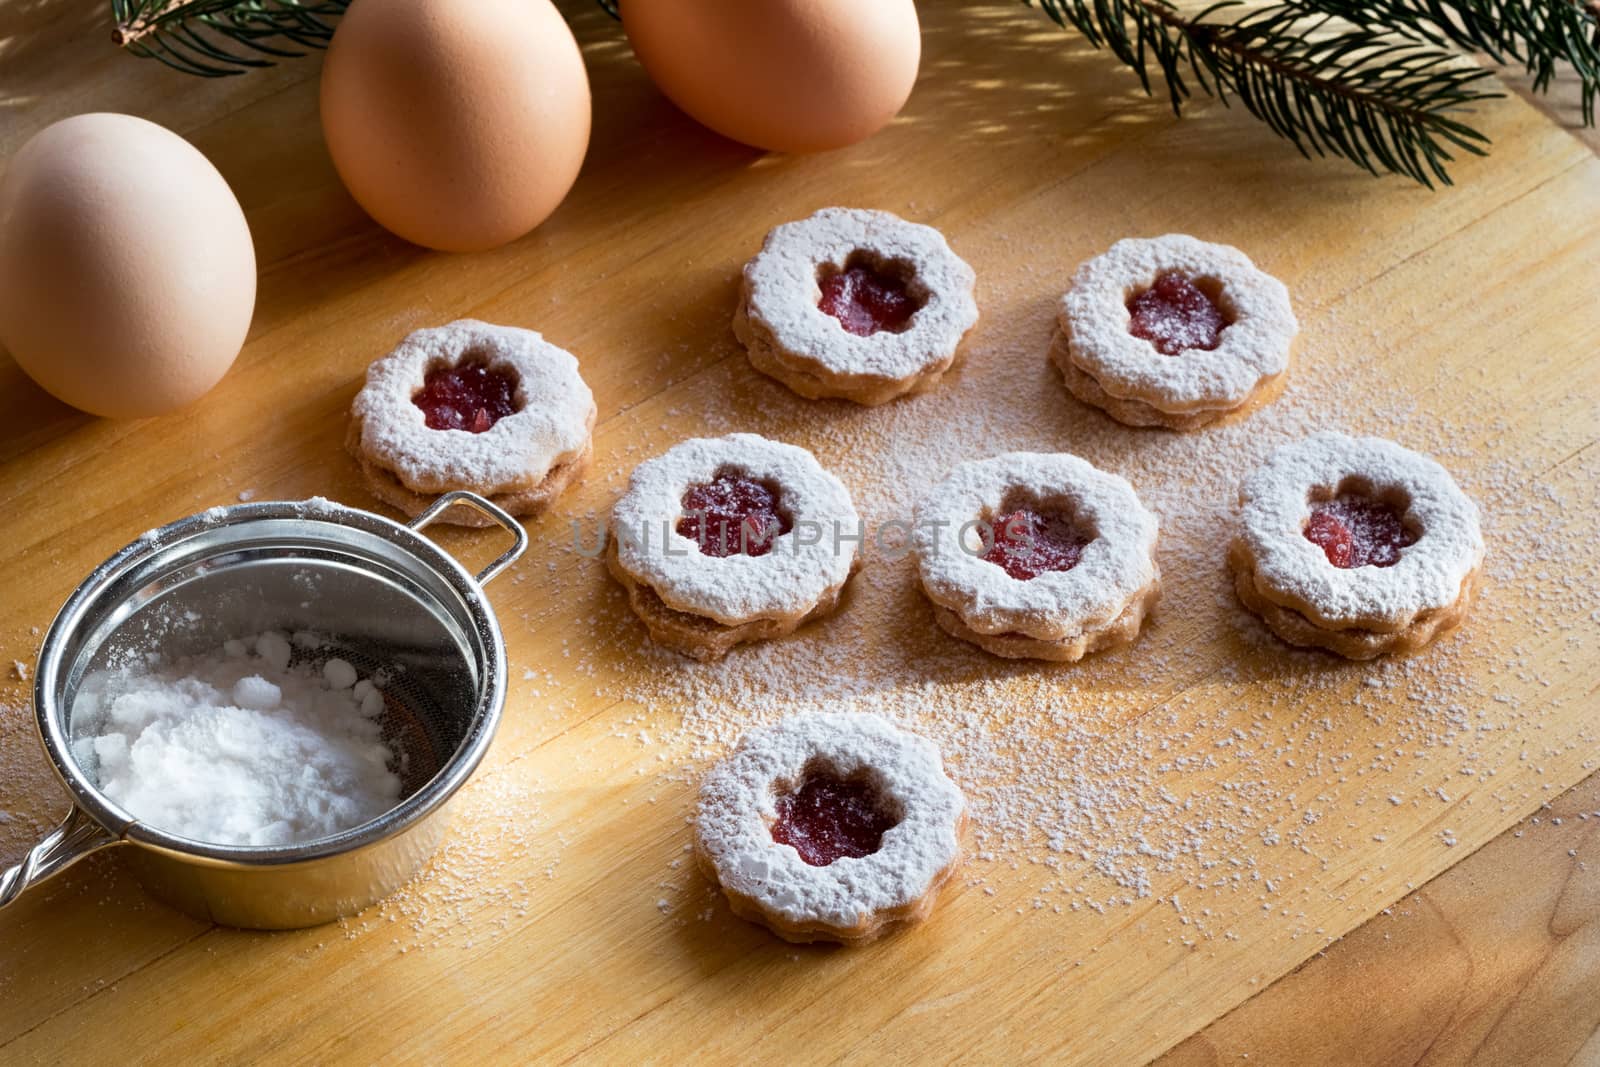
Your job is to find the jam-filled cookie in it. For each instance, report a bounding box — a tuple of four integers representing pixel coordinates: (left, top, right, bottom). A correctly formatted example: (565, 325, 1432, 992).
(913, 453, 1160, 661)
(696, 712, 967, 945)
(734, 207, 979, 406)
(1053, 235, 1297, 429)
(606, 433, 861, 661)
(348, 319, 596, 527)
(1228, 431, 1484, 659)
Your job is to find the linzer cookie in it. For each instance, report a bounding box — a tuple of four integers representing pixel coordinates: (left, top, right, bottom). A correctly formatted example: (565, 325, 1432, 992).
(348, 319, 596, 526)
(913, 453, 1160, 662)
(606, 433, 861, 661)
(695, 712, 966, 945)
(734, 207, 978, 405)
(1053, 235, 1297, 429)
(1228, 431, 1484, 659)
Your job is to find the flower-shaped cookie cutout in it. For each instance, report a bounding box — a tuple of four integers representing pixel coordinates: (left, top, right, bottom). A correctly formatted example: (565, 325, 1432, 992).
(735, 208, 978, 406)
(1053, 235, 1297, 430)
(348, 319, 595, 526)
(1229, 431, 1484, 659)
(913, 452, 1160, 661)
(696, 712, 966, 945)
(607, 433, 861, 660)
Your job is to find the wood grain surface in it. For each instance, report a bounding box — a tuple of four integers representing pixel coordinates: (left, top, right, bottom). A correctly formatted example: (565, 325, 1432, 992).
(1, 2, 1597, 1064)
(1163, 770, 1600, 1066)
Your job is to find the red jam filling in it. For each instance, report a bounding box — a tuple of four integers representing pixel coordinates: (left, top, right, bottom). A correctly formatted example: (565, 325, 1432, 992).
(1304, 495, 1417, 568)
(676, 473, 793, 558)
(982, 509, 1090, 581)
(413, 362, 518, 433)
(818, 263, 919, 336)
(771, 770, 898, 867)
(1127, 271, 1229, 356)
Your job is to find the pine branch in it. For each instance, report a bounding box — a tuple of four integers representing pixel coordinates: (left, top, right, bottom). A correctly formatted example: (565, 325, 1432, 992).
(1291, 0, 1600, 122)
(110, 0, 613, 75)
(1030, 0, 1500, 185)
(112, 0, 347, 77)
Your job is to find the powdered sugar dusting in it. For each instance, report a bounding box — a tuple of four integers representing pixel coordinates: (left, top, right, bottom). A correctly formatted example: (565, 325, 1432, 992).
(0, 697, 69, 870)
(697, 712, 963, 930)
(610, 433, 859, 624)
(1236, 431, 1484, 628)
(741, 208, 979, 380)
(914, 452, 1160, 640)
(352, 319, 595, 496)
(1061, 235, 1297, 413)
(337, 767, 549, 952)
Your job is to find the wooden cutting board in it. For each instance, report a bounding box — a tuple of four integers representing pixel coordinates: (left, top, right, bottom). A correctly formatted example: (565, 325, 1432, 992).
(1, 2, 1596, 1062)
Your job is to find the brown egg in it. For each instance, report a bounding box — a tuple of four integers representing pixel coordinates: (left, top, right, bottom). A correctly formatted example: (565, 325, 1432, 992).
(320, 0, 591, 253)
(0, 114, 256, 419)
(620, 0, 921, 153)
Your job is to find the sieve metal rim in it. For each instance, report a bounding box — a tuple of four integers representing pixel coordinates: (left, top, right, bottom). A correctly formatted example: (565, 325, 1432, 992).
(27, 492, 525, 869)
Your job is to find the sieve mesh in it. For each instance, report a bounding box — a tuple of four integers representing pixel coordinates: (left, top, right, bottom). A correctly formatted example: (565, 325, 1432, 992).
(287, 641, 465, 797)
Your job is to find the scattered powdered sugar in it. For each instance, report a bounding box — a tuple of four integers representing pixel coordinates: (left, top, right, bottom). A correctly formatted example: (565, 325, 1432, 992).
(741, 207, 979, 379)
(0, 227, 1590, 956)
(0, 697, 70, 868)
(69, 632, 399, 847)
(1236, 431, 1484, 628)
(568, 255, 1598, 928)
(1061, 234, 1297, 412)
(696, 712, 963, 928)
(914, 452, 1159, 640)
(337, 766, 550, 951)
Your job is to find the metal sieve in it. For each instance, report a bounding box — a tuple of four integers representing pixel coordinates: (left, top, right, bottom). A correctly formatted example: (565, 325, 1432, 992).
(0, 490, 525, 929)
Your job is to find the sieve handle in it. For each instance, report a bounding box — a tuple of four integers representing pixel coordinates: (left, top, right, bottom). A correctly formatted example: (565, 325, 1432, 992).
(409, 491, 529, 586)
(0, 806, 119, 913)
